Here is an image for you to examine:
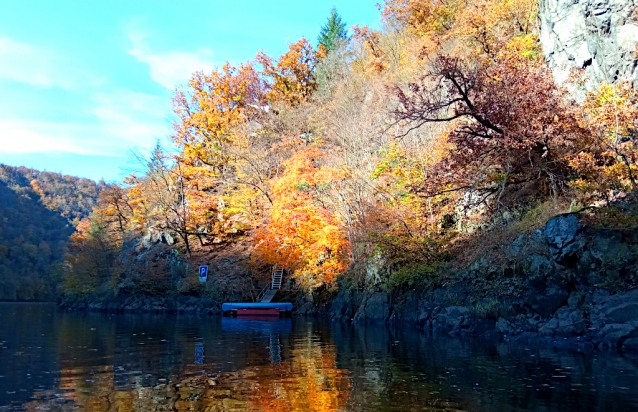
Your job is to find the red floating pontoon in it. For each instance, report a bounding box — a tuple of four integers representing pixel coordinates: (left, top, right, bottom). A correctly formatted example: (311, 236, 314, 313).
(222, 302, 293, 317)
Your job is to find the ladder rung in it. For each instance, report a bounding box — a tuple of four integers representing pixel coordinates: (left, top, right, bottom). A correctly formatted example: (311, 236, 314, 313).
(270, 267, 284, 291)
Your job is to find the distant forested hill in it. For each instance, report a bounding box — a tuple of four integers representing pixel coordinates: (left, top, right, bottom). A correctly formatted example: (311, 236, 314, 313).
(0, 165, 102, 300)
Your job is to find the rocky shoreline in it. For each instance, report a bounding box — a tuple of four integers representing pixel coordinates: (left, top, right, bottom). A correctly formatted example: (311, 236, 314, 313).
(58, 294, 221, 315)
(312, 285, 638, 352)
(304, 213, 638, 351)
(59, 213, 638, 352)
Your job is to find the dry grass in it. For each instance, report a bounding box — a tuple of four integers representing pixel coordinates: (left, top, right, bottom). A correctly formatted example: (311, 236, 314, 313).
(580, 193, 638, 228)
(448, 198, 571, 269)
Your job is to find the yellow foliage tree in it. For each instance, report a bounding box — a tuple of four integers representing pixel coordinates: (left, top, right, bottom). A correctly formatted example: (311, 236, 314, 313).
(257, 38, 326, 107)
(570, 82, 638, 199)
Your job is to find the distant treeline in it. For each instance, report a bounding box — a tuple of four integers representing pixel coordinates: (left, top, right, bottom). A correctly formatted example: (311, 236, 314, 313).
(0, 165, 102, 300)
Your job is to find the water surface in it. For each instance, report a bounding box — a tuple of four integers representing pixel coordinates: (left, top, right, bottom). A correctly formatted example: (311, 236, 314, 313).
(1, 303, 637, 411)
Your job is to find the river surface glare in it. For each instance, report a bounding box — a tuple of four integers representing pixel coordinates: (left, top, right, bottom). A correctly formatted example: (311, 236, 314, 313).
(1, 303, 638, 411)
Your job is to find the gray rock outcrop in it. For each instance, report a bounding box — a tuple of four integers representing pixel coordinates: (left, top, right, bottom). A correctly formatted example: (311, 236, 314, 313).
(353, 292, 390, 324)
(544, 213, 583, 263)
(539, 0, 638, 99)
(322, 211, 638, 351)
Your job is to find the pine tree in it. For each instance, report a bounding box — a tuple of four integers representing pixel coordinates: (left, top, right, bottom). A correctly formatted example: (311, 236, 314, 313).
(317, 8, 348, 52)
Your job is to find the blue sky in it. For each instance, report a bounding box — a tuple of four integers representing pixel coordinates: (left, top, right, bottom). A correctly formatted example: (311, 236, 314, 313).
(0, 1, 381, 182)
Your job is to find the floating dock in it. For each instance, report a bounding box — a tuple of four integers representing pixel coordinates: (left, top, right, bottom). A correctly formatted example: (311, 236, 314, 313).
(221, 302, 293, 317)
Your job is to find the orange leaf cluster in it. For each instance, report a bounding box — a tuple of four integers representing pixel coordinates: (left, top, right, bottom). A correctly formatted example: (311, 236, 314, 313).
(254, 147, 350, 289)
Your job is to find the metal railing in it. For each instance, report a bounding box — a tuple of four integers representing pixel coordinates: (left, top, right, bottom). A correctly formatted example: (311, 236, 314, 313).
(254, 266, 285, 302)
(255, 285, 269, 302)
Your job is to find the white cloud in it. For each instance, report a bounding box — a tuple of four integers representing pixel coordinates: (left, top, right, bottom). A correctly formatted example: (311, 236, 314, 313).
(127, 29, 217, 90)
(0, 90, 171, 156)
(92, 89, 170, 147)
(0, 37, 99, 89)
(0, 119, 101, 155)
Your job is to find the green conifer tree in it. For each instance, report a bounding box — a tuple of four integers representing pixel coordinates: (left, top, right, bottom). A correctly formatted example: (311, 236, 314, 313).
(317, 7, 348, 52)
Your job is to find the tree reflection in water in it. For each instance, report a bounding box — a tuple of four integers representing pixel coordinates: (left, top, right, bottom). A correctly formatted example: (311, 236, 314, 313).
(22, 315, 351, 412)
(2, 305, 638, 412)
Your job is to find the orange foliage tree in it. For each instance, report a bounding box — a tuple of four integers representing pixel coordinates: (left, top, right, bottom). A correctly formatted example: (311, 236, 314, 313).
(171, 63, 269, 244)
(383, 0, 462, 37)
(257, 38, 326, 107)
(254, 147, 350, 290)
(383, 0, 537, 50)
(172, 62, 265, 172)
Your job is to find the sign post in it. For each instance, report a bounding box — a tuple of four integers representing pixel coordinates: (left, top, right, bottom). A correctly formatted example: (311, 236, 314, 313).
(199, 265, 208, 283)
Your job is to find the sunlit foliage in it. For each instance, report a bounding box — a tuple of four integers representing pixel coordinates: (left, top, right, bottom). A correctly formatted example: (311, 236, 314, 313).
(570, 82, 638, 199)
(254, 148, 350, 289)
(60, 0, 638, 297)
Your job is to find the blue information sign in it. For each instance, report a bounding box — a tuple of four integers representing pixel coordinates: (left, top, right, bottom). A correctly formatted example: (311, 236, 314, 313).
(199, 265, 208, 283)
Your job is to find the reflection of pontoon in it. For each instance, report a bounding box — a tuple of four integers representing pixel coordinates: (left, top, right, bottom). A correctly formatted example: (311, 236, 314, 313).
(222, 267, 292, 317)
(221, 316, 292, 334)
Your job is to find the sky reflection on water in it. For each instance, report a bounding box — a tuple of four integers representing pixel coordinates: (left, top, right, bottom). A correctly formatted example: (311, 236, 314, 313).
(1, 303, 638, 411)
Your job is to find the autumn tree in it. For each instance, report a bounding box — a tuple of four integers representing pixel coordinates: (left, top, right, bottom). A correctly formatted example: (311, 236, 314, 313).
(393, 52, 585, 216)
(257, 38, 326, 107)
(570, 82, 638, 200)
(254, 147, 350, 290)
(452, 0, 538, 58)
(382, 0, 462, 37)
(171, 63, 271, 243)
(382, 0, 539, 63)
(126, 143, 194, 254)
(95, 184, 132, 236)
(64, 217, 117, 295)
(172, 63, 265, 173)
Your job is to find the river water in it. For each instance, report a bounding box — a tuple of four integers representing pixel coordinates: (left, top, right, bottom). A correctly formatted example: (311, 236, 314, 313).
(1, 303, 638, 411)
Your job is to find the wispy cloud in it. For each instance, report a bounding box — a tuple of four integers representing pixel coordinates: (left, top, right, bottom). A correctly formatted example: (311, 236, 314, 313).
(1, 90, 171, 156)
(0, 119, 93, 154)
(0, 37, 100, 89)
(127, 27, 217, 90)
(92, 89, 169, 144)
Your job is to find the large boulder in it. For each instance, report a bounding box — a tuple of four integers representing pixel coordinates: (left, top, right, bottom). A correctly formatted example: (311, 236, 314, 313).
(495, 317, 516, 335)
(140, 230, 175, 249)
(591, 288, 638, 326)
(526, 284, 570, 318)
(538, 306, 587, 337)
(544, 214, 583, 263)
(432, 306, 471, 335)
(594, 323, 638, 348)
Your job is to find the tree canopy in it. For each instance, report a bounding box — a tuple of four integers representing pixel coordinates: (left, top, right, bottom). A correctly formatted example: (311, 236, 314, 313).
(56, 0, 638, 300)
(317, 8, 348, 52)
(0, 165, 101, 300)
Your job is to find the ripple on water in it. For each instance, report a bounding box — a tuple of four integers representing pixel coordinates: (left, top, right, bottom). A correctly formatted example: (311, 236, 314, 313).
(1, 304, 638, 411)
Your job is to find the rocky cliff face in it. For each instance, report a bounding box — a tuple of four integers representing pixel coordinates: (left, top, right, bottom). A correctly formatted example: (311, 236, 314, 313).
(312, 211, 638, 351)
(539, 0, 638, 99)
